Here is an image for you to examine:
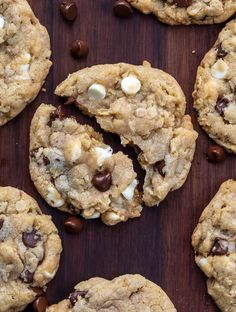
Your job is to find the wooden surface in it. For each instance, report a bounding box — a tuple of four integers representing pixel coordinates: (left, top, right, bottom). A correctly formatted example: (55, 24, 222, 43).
(2, 1, 236, 311)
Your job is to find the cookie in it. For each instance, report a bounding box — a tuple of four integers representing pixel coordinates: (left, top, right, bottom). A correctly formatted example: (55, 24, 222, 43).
(0, 0, 52, 126)
(29, 104, 142, 226)
(46, 274, 177, 312)
(192, 180, 236, 312)
(55, 61, 198, 207)
(0, 186, 62, 312)
(193, 19, 236, 153)
(126, 0, 236, 25)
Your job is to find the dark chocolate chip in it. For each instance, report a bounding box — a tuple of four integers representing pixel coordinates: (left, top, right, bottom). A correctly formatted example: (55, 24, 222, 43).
(43, 156, 50, 166)
(47, 106, 65, 127)
(69, 290, 87, 306)
(215, 97, 229, 116)
(216, 44, 227, 59)
(30, 287, 44, 297)
(211, 238, 228, 255)
(206, 145, 226, 163)
(64, 216, 83, 234)
(174, 0, 192, 7)
(154, 160, 165, 177)
(113, 0, 133, 17)
(64, 96, 76, 105)
(22, 229, 41, 248)
(33, 296, 48, 312)
(22, 270, 34, 283)
(60, 1, 78, 21)
(92, 170, 112, 192)
(0, 219, 4, 230)
(70, 40, 89, 59)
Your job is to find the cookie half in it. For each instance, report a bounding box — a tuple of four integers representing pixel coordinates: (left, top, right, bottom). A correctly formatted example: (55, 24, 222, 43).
(0, 0, 52, 126)
(29, 104, 142, 226)
(0, 186, 62, 312)
(126, 0, 236, 25)
(193, 19, 236, 153)
(192, 180, 236, 311)
(46, 274, 176, 312)
(55, 62, 198, 207)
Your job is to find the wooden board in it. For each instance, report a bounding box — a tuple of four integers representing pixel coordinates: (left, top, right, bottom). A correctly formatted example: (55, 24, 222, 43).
(2, 0, 235, 311)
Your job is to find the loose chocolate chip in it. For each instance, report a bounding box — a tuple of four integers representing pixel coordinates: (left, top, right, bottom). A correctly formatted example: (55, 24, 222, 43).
(64, 96, 76, 105)
(70, 40, 89, 59)
(47, 106, 65, 127)
(113, 0, 133, 17)
(211, 238, 228, 255)
(92, 170, 112, 192)
(215, 97, 229, 116)
(216, 44, 227, 59)
(69, 290, 87, 306)
(174, 0, 192, 7)
(154, 160, 165, 177)
(206, 145, 226, 163)
(30, 287, 44, 297)
(64, 216, 83, 234)
(43, 156, 50, 166)
(22, 270, 34, 283)
(22, 229, 41, 248)
(60, 1, 78, 21)
(0, 219, 4, 230)
(33, 296, 48, 312)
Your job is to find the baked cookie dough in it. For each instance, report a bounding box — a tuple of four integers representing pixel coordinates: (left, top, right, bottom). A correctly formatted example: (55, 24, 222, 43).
(192, 180, 236, 312)
(0, 186, 62, 312)
(46, 274, 177, 312)
(29, 104, 142, 226)
(126, 0, 236, 25)
(0, 0, 52, 126)
(55, 62, 198, 207)
(193, 19, 236, 153)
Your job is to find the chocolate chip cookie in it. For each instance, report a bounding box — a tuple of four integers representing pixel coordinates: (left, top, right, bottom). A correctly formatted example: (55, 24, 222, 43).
(192, 180, 236, 312)
(126, 0, 236, 25)
(46, 274, 177, 311)
(0, 0, 52, 126)
(29, 104, 142, 226)
(0, 186, 62, 311)
(193, 19, 236, 153)
(55, 61, 198, 207)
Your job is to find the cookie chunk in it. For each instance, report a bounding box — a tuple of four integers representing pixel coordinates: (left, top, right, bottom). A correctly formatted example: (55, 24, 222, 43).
(193, 19, 236, 153)
(55, 62, 198, 207)
(126, 0, 236, 25)
(192, 180, 236, 312)
(46, 274, 177, 312)
(0, 186, 62, 312)
(0, 0, 52, 126)
(29, 104, 142, 226)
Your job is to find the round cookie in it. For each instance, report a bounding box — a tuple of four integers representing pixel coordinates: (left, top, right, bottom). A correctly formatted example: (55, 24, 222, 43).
(0, 0, 52, 126)
(193, 19, 236, 153)
(192, 180, 236, 312)
(126, 0, 236, 25)
(55, 61, 198, 207)
(29, 104, 142, 226)
(46, 274, 177, 312)
(0, 186, 62, 312)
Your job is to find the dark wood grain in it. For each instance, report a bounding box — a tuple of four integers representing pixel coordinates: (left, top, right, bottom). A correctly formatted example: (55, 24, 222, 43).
(2, 1, 235, 311)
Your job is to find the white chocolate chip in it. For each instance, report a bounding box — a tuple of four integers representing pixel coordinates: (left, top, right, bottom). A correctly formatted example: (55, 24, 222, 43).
(121, 76, 141, 95)
(95, 146, 113, 167)
(88, 83, 106, 100)
(46, 186, 65, 207)
(198, 257, 208, 268)
(20, 64, 30, 74)
(105, 211, 121, 222)
(64, 138, 81, 164)
(135, 107, 146, 118)
(211, 59, 229, 79)
(15, 200, 27, 212)
(122, 179, 138, 201)
(85, 211, 101, 219)
(0, 15, 5, 29)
